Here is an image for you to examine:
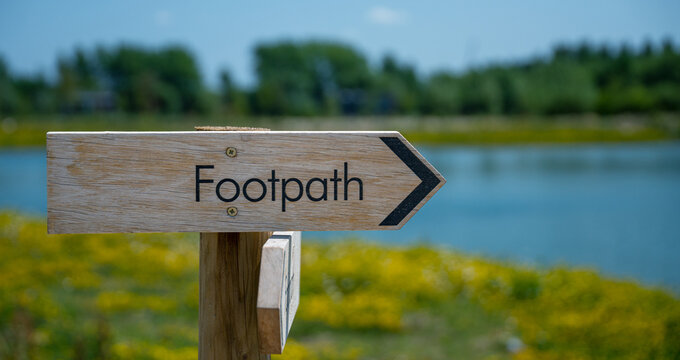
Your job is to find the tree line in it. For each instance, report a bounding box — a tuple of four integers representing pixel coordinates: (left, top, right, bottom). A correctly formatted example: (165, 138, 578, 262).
(1, 39, 679, 117)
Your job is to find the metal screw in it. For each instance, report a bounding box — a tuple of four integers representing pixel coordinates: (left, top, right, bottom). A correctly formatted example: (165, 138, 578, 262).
(225, 147, 237, 158)
(226, 206, 238, 217)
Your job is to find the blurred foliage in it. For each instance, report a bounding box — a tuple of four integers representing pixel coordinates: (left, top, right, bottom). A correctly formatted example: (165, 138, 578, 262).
(1, 39, 680, 117)
(2, 45, 209, 116)
(1, 213, 679, 359)
(253, 41, 372, 116)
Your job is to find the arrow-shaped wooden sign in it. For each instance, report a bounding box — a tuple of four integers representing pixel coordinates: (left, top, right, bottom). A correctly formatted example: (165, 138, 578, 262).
(47, 131, 445, 234)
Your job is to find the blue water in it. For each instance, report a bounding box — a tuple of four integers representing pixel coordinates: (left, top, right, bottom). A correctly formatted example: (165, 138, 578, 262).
(2, 143, 680, 290)
(0, 149, 46, 214)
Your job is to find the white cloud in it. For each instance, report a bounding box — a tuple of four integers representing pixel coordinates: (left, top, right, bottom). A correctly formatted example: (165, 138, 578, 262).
(154, 10, 173, 27)
(366, 6, 405, 25)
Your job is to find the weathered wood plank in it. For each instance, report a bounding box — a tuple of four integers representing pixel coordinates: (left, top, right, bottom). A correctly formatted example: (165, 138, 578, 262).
(47, 131, 445, 233)
(199, 232, 271, 360)
(257, 231, 301, 354)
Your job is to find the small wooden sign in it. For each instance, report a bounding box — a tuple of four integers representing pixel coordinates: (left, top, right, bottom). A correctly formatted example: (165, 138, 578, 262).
(47, 131, 444, 233)
(257, 231, 301, 354)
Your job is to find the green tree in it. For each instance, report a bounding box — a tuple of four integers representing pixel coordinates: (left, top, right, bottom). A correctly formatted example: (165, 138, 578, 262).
(0, 57, 20, 115)
(368, 55, 421, 114)
(458, 71, 502, 114)
(421, 72, 460, 115)
(219, 69, 250, 115)
(253, 41, 371, 115)
(97, 45, 207, 113)
(519, 61, 597, 114)
(13, 75, 54, 113)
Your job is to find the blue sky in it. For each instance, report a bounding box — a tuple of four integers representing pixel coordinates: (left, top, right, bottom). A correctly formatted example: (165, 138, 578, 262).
(1, 0, 679, 87)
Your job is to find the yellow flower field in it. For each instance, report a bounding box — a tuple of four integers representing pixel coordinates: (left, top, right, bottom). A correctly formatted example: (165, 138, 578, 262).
(1, 212, 678, 359)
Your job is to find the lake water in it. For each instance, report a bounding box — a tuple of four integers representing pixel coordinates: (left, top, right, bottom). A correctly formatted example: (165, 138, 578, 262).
(1, 143, 679, 290)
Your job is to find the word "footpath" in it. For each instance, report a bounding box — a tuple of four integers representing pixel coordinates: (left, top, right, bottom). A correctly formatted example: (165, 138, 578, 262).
(195, 162, 364, 212)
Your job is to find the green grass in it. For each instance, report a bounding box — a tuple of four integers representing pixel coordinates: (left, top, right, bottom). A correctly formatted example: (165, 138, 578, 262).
(291, 299, 513, 360)
(2, 213, 679, 359)
(1, 113, 679, 147)
(403, 127, 669, 145)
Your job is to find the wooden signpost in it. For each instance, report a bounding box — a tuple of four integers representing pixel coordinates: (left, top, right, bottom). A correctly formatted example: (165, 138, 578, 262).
(46, 129, 445, 359)
(47, 131, 444, 233)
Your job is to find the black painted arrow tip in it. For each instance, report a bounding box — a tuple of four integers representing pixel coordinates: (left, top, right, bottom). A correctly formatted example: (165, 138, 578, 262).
(379, 136, 442, 226)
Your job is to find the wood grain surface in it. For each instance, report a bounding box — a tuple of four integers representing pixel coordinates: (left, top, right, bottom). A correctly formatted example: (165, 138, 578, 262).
(256, 231, 301, 354)
(198, 126, 272, 360)
(199, 232, 272, 360)
(47, 131, 445, 234)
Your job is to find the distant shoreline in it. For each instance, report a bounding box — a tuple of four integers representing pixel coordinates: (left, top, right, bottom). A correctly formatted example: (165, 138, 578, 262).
(1, 113, 678, 147)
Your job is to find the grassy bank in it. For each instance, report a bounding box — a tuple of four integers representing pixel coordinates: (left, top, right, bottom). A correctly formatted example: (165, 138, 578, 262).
(1, 114, 679, 147)
(1, 213, 678, 359)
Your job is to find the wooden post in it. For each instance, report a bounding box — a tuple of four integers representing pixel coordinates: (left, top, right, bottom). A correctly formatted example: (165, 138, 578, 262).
(199, 232, 272, 360)
(198, 126, 271, 360)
